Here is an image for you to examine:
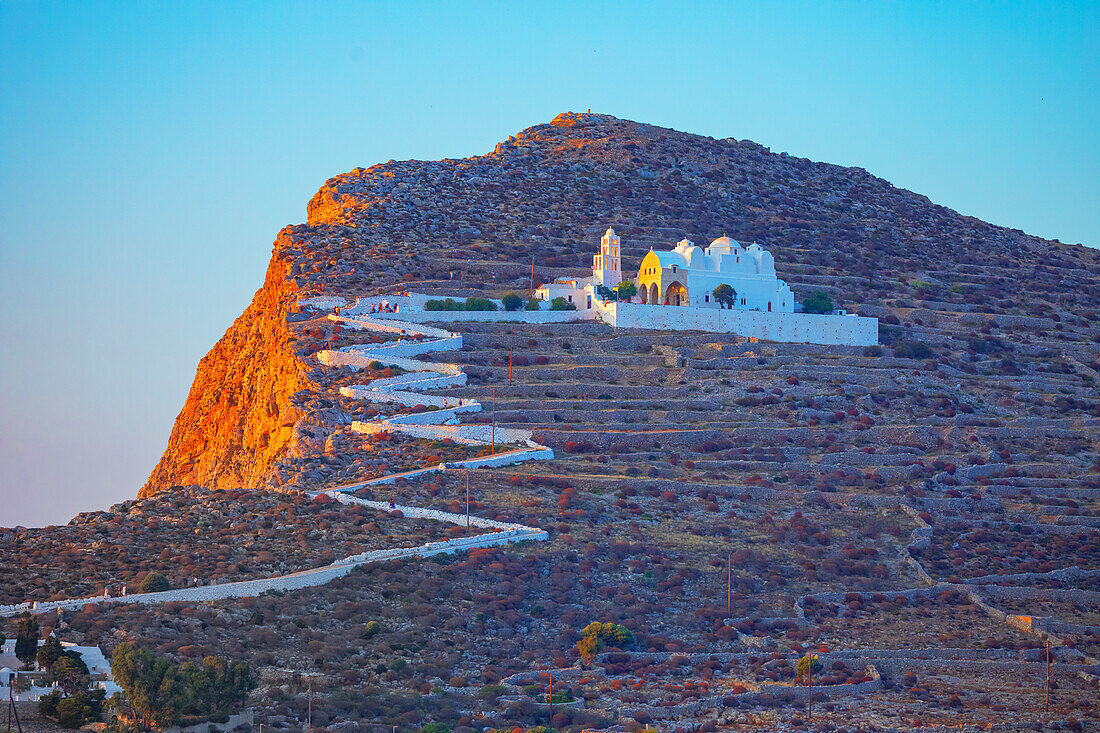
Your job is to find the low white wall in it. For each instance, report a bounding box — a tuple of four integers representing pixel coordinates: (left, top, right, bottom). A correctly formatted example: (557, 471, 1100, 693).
(318, 349, 462, 376)
(597, 301, 878, 346)
(381, 309, 593, 324)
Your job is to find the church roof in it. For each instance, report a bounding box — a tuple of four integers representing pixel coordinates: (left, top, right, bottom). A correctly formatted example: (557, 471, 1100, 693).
(648, 251, 689, 268)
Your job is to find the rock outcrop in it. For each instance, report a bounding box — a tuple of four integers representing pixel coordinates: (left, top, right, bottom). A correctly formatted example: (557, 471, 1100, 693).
(139, 229, 316, 497)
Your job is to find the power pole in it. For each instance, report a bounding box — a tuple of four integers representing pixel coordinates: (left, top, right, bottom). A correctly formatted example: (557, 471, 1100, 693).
(509, 328, 514, 383)
(727, 554, 732, 612)
(491, 387, 496, 454)
(8, 685, 23, 733)
(466, 471, 470, 530)
(807, 653, 817, 721)
(548, 671, 553, 723)
(530, 254, 535, 296)
(307, 678, 312, 733)
(1045, 638, 1051, 708)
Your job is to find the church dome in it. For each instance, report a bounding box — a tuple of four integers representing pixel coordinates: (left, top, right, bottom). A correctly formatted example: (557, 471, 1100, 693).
(709, 235, 736, 250)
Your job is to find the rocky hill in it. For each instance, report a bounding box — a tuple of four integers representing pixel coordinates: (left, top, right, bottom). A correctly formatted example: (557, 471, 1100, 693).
(141, 111, 1099, 498)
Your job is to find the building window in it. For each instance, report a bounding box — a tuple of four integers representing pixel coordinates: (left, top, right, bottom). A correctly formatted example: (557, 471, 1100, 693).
(567, 295, 572, 302)
(705, 294, 710, 302)
(587, 295, 592, 309)
(741, 298, 746, 305)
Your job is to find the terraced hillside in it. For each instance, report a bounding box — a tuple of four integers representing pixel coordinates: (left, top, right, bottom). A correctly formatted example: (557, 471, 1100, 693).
(4, 112, 1098, 731)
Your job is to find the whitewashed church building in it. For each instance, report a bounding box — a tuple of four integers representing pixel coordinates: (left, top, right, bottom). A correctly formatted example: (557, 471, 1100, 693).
(636, 236, 794, 311)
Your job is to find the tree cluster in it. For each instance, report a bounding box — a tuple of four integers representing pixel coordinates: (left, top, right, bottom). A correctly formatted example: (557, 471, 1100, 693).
(111, 642, 255, 731)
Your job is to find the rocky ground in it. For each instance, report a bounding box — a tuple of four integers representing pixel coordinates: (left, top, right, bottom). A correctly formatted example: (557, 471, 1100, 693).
(0, 486, 489, 605)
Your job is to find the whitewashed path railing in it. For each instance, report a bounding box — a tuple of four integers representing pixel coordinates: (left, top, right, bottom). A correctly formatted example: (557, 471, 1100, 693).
(0, 306, 552, 618)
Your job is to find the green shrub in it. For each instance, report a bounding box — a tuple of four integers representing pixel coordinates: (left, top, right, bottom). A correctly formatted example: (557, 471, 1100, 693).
(139, 571, 170, 593)
(425, 298, 465, 311)
(464, 297, 497, 311)
(550, 297, 576, 311)
(801, 291, 835, 314)
(893, 340, 933, 359)
(501, 292, 523, 311)
(360, 620, 381, 639)
(525, 298, 541, 311)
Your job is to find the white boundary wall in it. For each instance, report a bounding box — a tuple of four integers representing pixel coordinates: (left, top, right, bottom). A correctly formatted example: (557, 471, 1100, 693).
(1, 501, 547, 617)
(597, 301, 878, 346)
(381, 309, 592, 324)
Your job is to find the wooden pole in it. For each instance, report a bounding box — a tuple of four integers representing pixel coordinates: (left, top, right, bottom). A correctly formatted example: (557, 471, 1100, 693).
(307, 679, 312, 733)
(491, 387, 496, 454)
(466, 471, 470, 530)
(1046, 638, 1050, 708)
(509, 328, 514, 383)
(727, 554, 732, 612)
(530, 254, 535, 296)
(808, 656, 812, 721)
(549, 671, 553, 722)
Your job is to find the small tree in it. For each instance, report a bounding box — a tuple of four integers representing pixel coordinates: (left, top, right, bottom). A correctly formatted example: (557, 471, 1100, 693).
(525, 298, 541, 311)
(595, 285, 615, 301)
(713, 283, 737, 309)
(576, 622, 633, 666)
(37, 634, 63, 674)
(801, 291, 835, 314)
(139, 571, 170, 593)
(15, 635, 38, 670)
(614, 282, 637, 301)
(550, 297, 576, 311)
(501, 292, 523, 311)
(53, 653, 90, 696)
(796, 653, 823, 683)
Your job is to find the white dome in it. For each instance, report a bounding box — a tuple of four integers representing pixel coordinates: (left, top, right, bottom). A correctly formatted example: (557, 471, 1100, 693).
(708, 235, 736, 251)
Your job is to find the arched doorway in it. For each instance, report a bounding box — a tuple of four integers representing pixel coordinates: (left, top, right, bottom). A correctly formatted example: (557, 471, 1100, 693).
(665, 281, 688, 306)
(649, 283, 659, 305)
(639, 286, 648, 304)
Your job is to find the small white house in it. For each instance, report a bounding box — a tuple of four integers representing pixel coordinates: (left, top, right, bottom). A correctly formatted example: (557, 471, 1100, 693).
(534, 227, 623, 311)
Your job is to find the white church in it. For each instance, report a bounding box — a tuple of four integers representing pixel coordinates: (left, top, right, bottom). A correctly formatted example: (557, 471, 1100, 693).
(536, 227, 796, 313)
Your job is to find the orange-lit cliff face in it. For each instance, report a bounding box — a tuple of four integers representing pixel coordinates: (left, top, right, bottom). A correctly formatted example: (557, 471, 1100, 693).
(139, 229, 315, 498)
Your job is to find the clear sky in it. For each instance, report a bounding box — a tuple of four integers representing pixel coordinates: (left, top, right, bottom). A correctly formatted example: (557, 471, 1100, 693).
(1, 1, 1097, 527)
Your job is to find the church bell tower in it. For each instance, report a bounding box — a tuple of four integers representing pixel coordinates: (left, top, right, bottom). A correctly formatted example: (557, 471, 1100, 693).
(593, 227, 622, 288)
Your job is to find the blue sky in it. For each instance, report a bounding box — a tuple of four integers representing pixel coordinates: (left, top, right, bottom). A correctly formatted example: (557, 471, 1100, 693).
(1, 1, 1097, 526)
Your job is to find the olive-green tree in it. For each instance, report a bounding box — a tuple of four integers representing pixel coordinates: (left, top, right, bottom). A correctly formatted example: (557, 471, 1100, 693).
(801, 291, 835, 314)
(713, 283, 737, 309)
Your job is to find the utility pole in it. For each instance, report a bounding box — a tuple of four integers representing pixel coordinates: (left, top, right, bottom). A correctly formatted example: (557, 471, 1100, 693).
(548, 671, 553, 723)
(466, 471, 470, 530)
(1046, 638, 1051, 708)
(509, 328, 514, 383)
(307, 678, 312, 733)
(727, 554, 732, 612)
(8, 685, 23, 733)
(530, 254, 535, 296)
(491, 387, 496, 454)
(807, 653, 817, 721)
